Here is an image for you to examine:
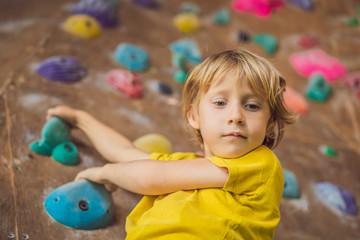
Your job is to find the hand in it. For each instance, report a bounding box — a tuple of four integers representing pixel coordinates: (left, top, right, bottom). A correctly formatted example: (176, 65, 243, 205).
(75, 167, 118, 192)
(46, 105, 80, 127)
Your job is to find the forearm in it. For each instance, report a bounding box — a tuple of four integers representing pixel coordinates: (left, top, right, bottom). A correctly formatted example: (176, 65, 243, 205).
(99, 158, 228, 195)
(101, 161, 161, 195)
(75, 111, 148, 163)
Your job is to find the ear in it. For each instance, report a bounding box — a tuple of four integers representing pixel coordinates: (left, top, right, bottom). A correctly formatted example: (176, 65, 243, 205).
(187, 105, 200, 130)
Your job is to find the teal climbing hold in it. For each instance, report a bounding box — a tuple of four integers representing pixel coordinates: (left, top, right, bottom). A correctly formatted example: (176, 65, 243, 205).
(29, 117, 71, 156)
(113, 43, 150, 72)
(180, 2, 199, 15)
(283, 169, 301, 199)
(30, 117, 80, 165)
(213, 8, 230, 25)
(319, 145, 338, 157)
(52, 142, 80, 165)
(306, 74, 332, 101)
(174, 70, 188, 83)
(252, 34, 278, 55)
(172, 53, 186, 69)
(44, 179, 113, 229)
(172, 53, 188, 83)
(169, 39, 202, 64)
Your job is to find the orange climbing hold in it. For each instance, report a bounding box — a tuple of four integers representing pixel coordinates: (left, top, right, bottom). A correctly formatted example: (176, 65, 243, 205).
(283, 87, 308, 115)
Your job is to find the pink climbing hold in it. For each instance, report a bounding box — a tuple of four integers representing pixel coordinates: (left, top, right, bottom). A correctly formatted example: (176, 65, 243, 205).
(106, 69, 143, 98)
(283, 87, 308, 115)
(297, 33, 321, 48)
(290, 49, 347, 82)
(231, 0, 284, 17)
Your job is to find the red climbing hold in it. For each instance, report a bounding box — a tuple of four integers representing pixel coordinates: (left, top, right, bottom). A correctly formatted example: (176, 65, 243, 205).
(106, 69, 143, 98)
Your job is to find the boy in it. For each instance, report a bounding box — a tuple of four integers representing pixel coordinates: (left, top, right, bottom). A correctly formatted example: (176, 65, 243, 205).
(47, 49, 297, 239)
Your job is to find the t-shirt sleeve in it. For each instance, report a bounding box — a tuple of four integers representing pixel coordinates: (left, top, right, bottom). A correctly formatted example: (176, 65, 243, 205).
(207, 146, 281, 196)
(149, 152, 204, 161)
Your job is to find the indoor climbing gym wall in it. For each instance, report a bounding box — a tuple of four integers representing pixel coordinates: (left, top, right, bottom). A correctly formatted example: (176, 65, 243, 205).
(1, 0, 360, 239)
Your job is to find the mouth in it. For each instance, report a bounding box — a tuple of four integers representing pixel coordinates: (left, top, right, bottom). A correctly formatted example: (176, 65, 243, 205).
(223, 132, 247, 140)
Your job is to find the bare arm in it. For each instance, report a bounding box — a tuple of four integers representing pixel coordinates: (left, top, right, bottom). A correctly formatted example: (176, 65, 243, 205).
(47, 106, 149, 163)
(75, 158, 229, 195)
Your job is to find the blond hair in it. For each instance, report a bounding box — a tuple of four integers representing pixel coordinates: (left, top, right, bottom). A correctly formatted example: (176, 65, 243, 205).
(182, 49, 298, 149)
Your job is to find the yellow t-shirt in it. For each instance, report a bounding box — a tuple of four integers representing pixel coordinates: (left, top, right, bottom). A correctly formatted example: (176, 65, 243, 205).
(125, 145, 284, 240)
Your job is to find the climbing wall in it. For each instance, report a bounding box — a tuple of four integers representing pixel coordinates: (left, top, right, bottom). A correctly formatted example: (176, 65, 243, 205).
(1, 0, 360, 239)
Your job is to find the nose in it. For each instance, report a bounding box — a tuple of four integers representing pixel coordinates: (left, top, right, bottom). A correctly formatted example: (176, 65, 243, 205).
(227, 103, 245, 125)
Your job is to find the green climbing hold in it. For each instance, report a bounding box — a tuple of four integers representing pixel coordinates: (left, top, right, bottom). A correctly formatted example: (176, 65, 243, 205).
(357, 6, 360, 15)
(52, 142, 80, 165)
(319, 145, 338, 157)
(252, 34, 278, 55)
(213, 8, 230, 25)
(347, 17, 359, 26)
(306, 74, 332, 101)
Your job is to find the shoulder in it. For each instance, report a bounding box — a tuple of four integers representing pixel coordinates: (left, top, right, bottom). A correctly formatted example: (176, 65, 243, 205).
(149, 152, 204, 161)
(207, 146, 283, 196)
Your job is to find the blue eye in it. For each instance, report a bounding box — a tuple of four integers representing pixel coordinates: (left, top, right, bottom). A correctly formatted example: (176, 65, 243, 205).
(246, 104, 259, 110)
(214, 101, 226, 107)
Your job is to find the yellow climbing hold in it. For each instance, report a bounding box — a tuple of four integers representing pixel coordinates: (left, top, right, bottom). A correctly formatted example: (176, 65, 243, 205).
(62, 14, 102, 39)
(133, 133, 173, 154)
(173, 12, 201, 34)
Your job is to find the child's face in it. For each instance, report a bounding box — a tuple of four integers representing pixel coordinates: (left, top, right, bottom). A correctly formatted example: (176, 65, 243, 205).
(188, 73, 270, 158)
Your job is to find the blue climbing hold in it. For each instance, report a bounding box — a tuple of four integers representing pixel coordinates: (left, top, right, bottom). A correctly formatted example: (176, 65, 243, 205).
(36, 56, 87, 83)
(306, 74, 332, 102)
(52, 142, 80, 165)
(315, 182, 357, 216)
(252, 34, 278, 55)
(169, 39, 202, 64)
(44, 179, 114, 229)
(113, 43, 150, 72)
(288, 0, 314, 11)
(29, 117, 71, 156)
(283, 169, 301, 199)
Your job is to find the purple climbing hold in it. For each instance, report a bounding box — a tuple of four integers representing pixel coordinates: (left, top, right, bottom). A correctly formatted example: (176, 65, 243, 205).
(36, 56, 87, 83)
(131, 0, 160, 9)
(315, 182, 357, 216)
(288, 0, 314, 11)
(72, 0, 118, 28)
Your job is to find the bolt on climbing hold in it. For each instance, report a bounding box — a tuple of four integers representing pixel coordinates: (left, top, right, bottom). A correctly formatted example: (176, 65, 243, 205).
(62, 14, 102, 39)
(319, 145, 338, 157)
(306, 74, 332, 102)
(113, 43, 150, 72)
(133, 133, 173, 154)
(44, 179, 114, 229)
(106, 69, 144, 98)
(36, 56, 87, 83)
(315, 182, 357, 216)
(29, 117, 80, 165)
